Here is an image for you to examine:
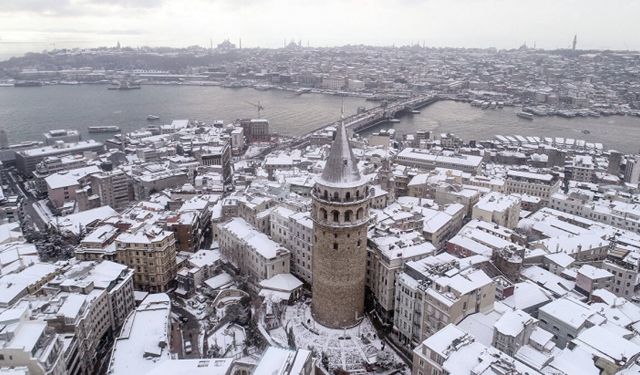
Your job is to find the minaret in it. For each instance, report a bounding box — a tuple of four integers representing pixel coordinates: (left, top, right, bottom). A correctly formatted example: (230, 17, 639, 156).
(311, 119, 370, 328)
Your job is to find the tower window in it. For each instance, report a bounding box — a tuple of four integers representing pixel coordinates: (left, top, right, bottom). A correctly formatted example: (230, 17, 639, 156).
(346, 191, 351, 201)
(333, 192, 340, 201)
(333, 243, 339, 250)
(332, 210, 339, 222)
(345, 210, 352, 222)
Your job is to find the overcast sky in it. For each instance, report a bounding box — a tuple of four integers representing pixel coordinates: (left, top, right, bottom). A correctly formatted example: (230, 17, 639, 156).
(1, 0, 639, 59)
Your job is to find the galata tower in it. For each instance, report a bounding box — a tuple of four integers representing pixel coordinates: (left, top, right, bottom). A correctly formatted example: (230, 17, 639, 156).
(311, 120, 370, 328)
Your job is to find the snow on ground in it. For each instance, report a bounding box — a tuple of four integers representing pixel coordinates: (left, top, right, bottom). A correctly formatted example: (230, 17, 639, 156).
(32, 199, 54, 224)
(245, 145, 270, 158)
(270, 302, 406, 373)
(207, 322, 246, 358)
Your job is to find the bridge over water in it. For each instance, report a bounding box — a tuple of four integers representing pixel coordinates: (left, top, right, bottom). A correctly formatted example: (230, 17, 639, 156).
(254, 94, 440, 158)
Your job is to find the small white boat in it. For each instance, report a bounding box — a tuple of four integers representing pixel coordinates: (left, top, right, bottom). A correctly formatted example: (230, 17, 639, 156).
(516, 111, 534, 120)
(146, 115, 160, 121)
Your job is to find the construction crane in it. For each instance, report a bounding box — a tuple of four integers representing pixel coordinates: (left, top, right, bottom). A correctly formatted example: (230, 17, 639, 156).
(246, 101, 265, 117)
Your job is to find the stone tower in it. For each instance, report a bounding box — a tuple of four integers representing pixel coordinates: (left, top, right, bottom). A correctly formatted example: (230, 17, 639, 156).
(311, 121, 370, 328)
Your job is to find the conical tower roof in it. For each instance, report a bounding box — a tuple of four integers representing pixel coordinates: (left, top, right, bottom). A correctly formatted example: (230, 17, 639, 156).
(318, 121, 363, 188)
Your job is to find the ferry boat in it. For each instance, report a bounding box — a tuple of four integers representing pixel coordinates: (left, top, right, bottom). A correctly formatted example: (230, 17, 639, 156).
(14, 81, 43, 87)
(516, 111, 534, 120)
(146, 115, 160, 121)
(295, 88, 312, 95)
(88, 126, 121, 133)
(108, 81, 141, 90)
(388, 118, 401, 123)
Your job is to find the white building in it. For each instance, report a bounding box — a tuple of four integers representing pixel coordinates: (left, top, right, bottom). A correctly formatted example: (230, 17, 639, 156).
(396, 148, 483, 174)
(472, 192, 521, 229)
(215, 218, 291, 282)
(505, 170, 560, 202)
(270, 207, 313, 284)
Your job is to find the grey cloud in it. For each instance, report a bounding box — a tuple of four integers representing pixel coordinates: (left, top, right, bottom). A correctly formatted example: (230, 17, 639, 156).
(42, 28, 147, 35)
(0, 0, 74, 14)
(0, 0, 165, 15)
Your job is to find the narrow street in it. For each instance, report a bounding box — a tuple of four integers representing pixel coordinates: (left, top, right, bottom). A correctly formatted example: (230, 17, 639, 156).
(2, 168, 46, 230)
(171, 305, 202, 359)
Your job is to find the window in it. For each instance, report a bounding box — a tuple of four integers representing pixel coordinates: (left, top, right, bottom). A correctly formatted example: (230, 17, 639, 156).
(333, 243, 338, 250)
(345, 210, 352, 222)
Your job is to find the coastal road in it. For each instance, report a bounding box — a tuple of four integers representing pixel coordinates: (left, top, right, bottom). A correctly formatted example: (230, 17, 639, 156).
(1, 168, 46, 230)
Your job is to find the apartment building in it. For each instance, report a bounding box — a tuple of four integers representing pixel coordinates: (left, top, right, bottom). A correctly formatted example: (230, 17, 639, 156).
(270, 206, 313, 284)
(366, 230, 434, 322)
(537, 297, 598, 349)
(505, 170, 560, 202)
(89, 169, 133, 211)
(394, 253, 495, 347)
(215, 217, 290, 283)
(396, 148, 483, 174)
(0, 320, 67, 375)
(192, 142, 232, 183)
(472, 192, 521, 229)
(550, 191, 640, 233)
(602, 246, 640, 298)
(114, 227, 177, 292)
(15, 140, 104, 177)
(31, 260, 135, 375)
(412, 324, 539, 375)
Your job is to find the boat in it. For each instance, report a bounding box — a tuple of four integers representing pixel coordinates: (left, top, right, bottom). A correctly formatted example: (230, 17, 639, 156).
(146, 115, 160, 121)
(108, 81, 141, 90)
(388, 118, 401, 123)
(222, 81, 244, 89)
(14, 81, 42, 87)
(410, 110, 421, 114)
(59, 81, 79, 85)
(582, 129, 591, 134)
(88, 126, 121, 133)
(516, 111, 534, 120)
(295, 88, 312, 95)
